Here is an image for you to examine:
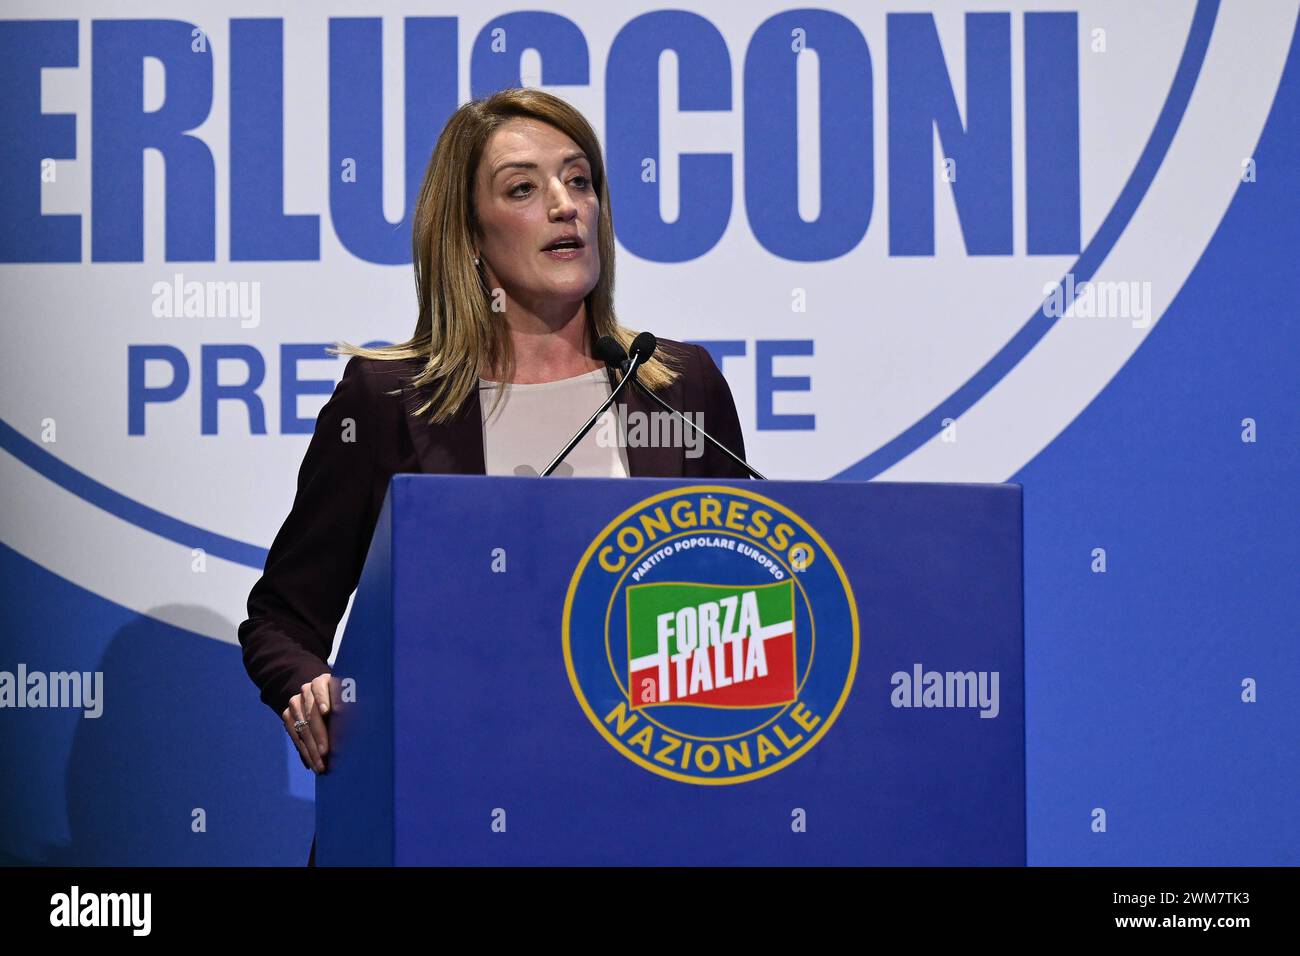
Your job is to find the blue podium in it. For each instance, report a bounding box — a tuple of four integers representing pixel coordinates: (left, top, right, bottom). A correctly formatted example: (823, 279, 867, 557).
(317, 475, 1024, 865)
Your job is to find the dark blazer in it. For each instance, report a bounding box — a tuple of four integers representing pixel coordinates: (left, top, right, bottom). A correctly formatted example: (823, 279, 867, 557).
(237, 337, 750, 718)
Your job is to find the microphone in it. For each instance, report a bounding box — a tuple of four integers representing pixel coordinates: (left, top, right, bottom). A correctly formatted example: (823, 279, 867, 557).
(539, 335, 648, 477)
(600, 336, 767, 480)
(599, 331, 656, 374)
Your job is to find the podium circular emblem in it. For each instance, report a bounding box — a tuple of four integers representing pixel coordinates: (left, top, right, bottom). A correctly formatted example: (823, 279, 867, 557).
(563, 485, 859, 784)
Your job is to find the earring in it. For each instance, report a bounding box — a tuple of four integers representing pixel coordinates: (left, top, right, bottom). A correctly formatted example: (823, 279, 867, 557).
(472, 256, 480, 267)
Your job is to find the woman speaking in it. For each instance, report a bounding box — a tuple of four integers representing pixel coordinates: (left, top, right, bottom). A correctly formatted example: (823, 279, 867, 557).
(236, 88, 751, 864)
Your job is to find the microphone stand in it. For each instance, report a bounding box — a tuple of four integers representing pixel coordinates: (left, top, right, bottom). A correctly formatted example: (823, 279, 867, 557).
(612, 361, 767, 480)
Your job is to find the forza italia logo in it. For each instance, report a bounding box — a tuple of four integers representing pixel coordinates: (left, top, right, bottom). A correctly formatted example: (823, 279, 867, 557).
(562, 486, 859, 784)
(626, 581, 797, 710)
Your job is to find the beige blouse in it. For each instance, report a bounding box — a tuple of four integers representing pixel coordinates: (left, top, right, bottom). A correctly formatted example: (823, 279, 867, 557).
(478, 368, 630, 477)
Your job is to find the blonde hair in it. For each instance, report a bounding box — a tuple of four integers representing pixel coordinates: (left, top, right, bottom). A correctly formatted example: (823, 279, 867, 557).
(331, 87, 681, 424)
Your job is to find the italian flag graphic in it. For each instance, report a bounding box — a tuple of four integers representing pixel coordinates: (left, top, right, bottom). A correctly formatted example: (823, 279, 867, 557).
(627, 581, 796, 709)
